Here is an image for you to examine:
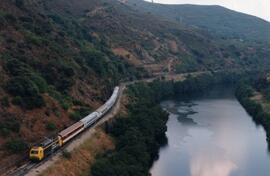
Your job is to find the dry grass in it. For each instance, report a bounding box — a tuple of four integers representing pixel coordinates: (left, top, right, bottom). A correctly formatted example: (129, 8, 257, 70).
(39, 129, 114, 176)
(112, 47, 142, 66)
(251, 91, 270, 114)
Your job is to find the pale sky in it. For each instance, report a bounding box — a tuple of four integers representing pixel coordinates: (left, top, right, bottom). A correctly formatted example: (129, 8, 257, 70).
(145, 0, 270, 22)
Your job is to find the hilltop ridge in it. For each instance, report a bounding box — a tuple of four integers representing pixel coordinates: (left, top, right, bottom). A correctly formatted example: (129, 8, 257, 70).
(126, 0, 270, 42)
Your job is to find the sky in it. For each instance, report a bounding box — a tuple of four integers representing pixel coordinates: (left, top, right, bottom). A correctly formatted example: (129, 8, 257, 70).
(144, 0, 270, 22)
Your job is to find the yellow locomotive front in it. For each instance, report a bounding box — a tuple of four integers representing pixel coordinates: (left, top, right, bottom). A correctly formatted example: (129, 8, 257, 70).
(29, 138, 60, 161)
(29, 147, 44, 161)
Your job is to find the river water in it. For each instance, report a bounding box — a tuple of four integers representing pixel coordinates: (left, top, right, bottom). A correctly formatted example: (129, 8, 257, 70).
(150, 87, 270, 176)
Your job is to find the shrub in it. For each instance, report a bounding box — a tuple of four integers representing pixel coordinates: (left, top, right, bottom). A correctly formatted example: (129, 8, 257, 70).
(48, 86, 72, 110)
(25, 32, 44, 46)
(1, 96, 10, 107)
(6, 77, 39, 97)
(81, 48, 107, 76)
(11, 96, 23, 106)
(29, 74, 48, 93)
(62, 150, 71, 159)
(5, 58, 33, 76)
(0, 117, 20, 136)
(46, 122, 56, 131)
(4, 14, 17, 23)
(23, 95, 45, 109)
(5, 139, 27, 153)
(69, 111, 81, 121)
(6, 77, 45, 109)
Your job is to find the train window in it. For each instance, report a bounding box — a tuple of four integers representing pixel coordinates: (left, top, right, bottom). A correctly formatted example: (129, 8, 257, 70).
(31, 150, 39, 154)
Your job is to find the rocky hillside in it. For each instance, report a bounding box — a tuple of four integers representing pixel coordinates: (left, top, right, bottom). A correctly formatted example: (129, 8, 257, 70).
(0, 0, 270, 170)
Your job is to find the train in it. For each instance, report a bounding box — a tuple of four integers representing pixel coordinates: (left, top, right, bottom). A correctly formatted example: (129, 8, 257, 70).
(29, 87, 120, 161)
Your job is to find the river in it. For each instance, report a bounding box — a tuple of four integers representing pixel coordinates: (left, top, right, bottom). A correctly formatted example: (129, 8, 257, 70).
(150, 87, 270, 176)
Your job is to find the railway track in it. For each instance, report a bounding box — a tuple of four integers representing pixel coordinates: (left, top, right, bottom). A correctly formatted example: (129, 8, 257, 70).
(5, 147, 65, 176)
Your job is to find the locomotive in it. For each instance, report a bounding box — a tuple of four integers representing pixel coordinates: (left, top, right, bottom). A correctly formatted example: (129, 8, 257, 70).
(29, 87, 120, 161)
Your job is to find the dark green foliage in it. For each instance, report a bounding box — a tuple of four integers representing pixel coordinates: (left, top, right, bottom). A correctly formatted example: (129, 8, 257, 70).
(235, 83, 270, 139)
(6, 77, 45, 109)
(1, 96, 10, 107)
(69, 111, 81, 121)
(48, 86, 72, 110)
(173, 72, 243, 97)
(4, 58, 48, 109)
(46, 122, 57, 131)
(11, 96, 23, 106)
(29, 74, 48, 93)
(5, 139, 27, 153)
(6, 77, 39, 97)
(0, 116, 20, 137)
(25, 32, 44, 46)
(42, 61, 75, 92)
(81, 48, 107, 76)
(5, 58, 33, 76)
(62, 150, 71, 159)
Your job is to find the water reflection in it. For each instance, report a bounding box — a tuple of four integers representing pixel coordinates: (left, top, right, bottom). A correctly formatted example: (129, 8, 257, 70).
(190, 139, 237, 176)
(150, 88, 270, 176)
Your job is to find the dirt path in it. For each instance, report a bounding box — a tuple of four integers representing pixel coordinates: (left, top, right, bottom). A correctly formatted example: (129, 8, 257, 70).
(26, 86, 125, 176)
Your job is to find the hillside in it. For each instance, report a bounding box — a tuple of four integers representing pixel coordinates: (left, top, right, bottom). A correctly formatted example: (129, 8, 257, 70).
(0, 0, 145, 168)
(126, 0, 270, 42)
(0, 0, 270, 171)
(44, 0, 270, 73)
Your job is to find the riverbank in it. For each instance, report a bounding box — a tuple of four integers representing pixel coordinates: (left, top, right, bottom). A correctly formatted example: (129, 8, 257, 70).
(236, 83, 270, 141)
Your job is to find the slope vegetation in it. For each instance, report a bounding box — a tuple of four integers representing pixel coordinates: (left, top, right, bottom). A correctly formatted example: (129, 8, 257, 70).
(126, 0, 270, 42)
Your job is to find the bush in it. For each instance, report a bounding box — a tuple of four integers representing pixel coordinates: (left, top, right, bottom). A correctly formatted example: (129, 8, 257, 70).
(11, 96, 23, 106)
(5, 139, 27, 153)
(29, 74, 48, 93)
(42, 61, 75, 91)
(6, 77, 39, 97)
(81, 48, 107, 76)
(5, 58, 33, 76)
(48, 86, 72, 110)
(0, 117, 20, 136)
(6, 77, 45, 109)
(46, 122, 56, 131)
(62, 150, 71, 159)
(25, 32, 44, 46)
(69, 111, 81, 121)
(1, 96, 10, 107)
